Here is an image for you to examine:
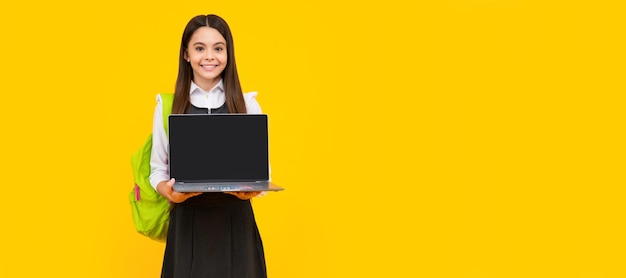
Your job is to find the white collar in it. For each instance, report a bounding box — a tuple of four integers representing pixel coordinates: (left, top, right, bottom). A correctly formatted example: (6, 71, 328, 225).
(190, 79, 224, 95)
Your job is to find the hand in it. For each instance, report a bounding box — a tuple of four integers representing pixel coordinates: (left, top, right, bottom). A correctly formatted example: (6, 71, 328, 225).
(156, 178, 202, 203)
(226, 191, 262, 200)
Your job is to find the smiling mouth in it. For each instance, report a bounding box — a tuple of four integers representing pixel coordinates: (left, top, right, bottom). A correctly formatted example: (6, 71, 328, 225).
(201, 65, 218, 70)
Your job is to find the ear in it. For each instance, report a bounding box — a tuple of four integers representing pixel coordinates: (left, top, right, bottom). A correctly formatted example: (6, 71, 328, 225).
(183, 49, 189, 61)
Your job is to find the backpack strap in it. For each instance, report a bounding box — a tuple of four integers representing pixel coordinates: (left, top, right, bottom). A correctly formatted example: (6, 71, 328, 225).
(159, 93, 175, 136)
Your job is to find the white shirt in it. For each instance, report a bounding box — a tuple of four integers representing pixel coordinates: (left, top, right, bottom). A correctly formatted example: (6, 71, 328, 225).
(149, 80, 264, 189)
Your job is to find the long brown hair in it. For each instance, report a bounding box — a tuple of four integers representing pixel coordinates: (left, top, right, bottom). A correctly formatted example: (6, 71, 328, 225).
(171, 14, 246, 114)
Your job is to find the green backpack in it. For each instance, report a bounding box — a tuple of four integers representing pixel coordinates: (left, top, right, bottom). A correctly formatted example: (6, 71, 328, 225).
(129, 93, 174, 242)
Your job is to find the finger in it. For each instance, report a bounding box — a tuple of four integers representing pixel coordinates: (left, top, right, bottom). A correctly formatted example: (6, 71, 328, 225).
(182, 192, 201, 197)
(245, 192, 260, 198)
(170, 191, 184, 198)
(166, 178, 176, 187)
(182, 192, 201, 201)
(241, 192, 256, 199)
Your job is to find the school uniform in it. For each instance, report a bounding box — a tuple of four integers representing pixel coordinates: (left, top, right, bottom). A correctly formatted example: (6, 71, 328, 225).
(150, 80, 267, 278)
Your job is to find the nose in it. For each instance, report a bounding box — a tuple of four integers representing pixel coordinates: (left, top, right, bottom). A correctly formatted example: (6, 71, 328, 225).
(203, 50, 215, 61)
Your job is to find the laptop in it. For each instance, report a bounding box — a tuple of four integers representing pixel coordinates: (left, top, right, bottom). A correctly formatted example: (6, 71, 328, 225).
(168, 114, 284, 192)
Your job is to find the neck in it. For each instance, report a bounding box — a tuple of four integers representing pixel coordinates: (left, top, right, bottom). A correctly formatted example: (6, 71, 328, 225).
(194, 78, 220, 92)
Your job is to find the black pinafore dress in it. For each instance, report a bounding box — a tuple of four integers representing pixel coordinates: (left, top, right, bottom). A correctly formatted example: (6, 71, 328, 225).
(161, 104, 267, 278)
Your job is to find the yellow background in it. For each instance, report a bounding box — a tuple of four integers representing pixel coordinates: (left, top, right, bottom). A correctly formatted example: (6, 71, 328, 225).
(1, 0, 624, 277)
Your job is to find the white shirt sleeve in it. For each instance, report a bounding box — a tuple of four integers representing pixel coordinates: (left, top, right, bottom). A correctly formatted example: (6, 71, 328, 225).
(243, 91, 262, 114)
(149, 94, 170, 190)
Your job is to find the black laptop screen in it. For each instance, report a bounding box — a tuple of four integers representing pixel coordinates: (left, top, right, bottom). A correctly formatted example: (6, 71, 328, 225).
(168, 114, 269, 182)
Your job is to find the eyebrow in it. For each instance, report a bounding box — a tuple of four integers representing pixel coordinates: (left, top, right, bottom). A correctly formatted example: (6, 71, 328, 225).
(192, 42, 226, 46)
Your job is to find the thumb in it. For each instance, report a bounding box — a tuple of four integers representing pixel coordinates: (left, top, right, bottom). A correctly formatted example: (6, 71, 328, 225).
(167, 178, 176, 187)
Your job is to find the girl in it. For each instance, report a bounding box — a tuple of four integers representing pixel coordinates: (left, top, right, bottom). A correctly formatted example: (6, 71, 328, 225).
(149, 14, 267, 278)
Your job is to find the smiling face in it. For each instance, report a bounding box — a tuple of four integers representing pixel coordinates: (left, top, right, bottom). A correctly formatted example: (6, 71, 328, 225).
(184, 26, 227, 91)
